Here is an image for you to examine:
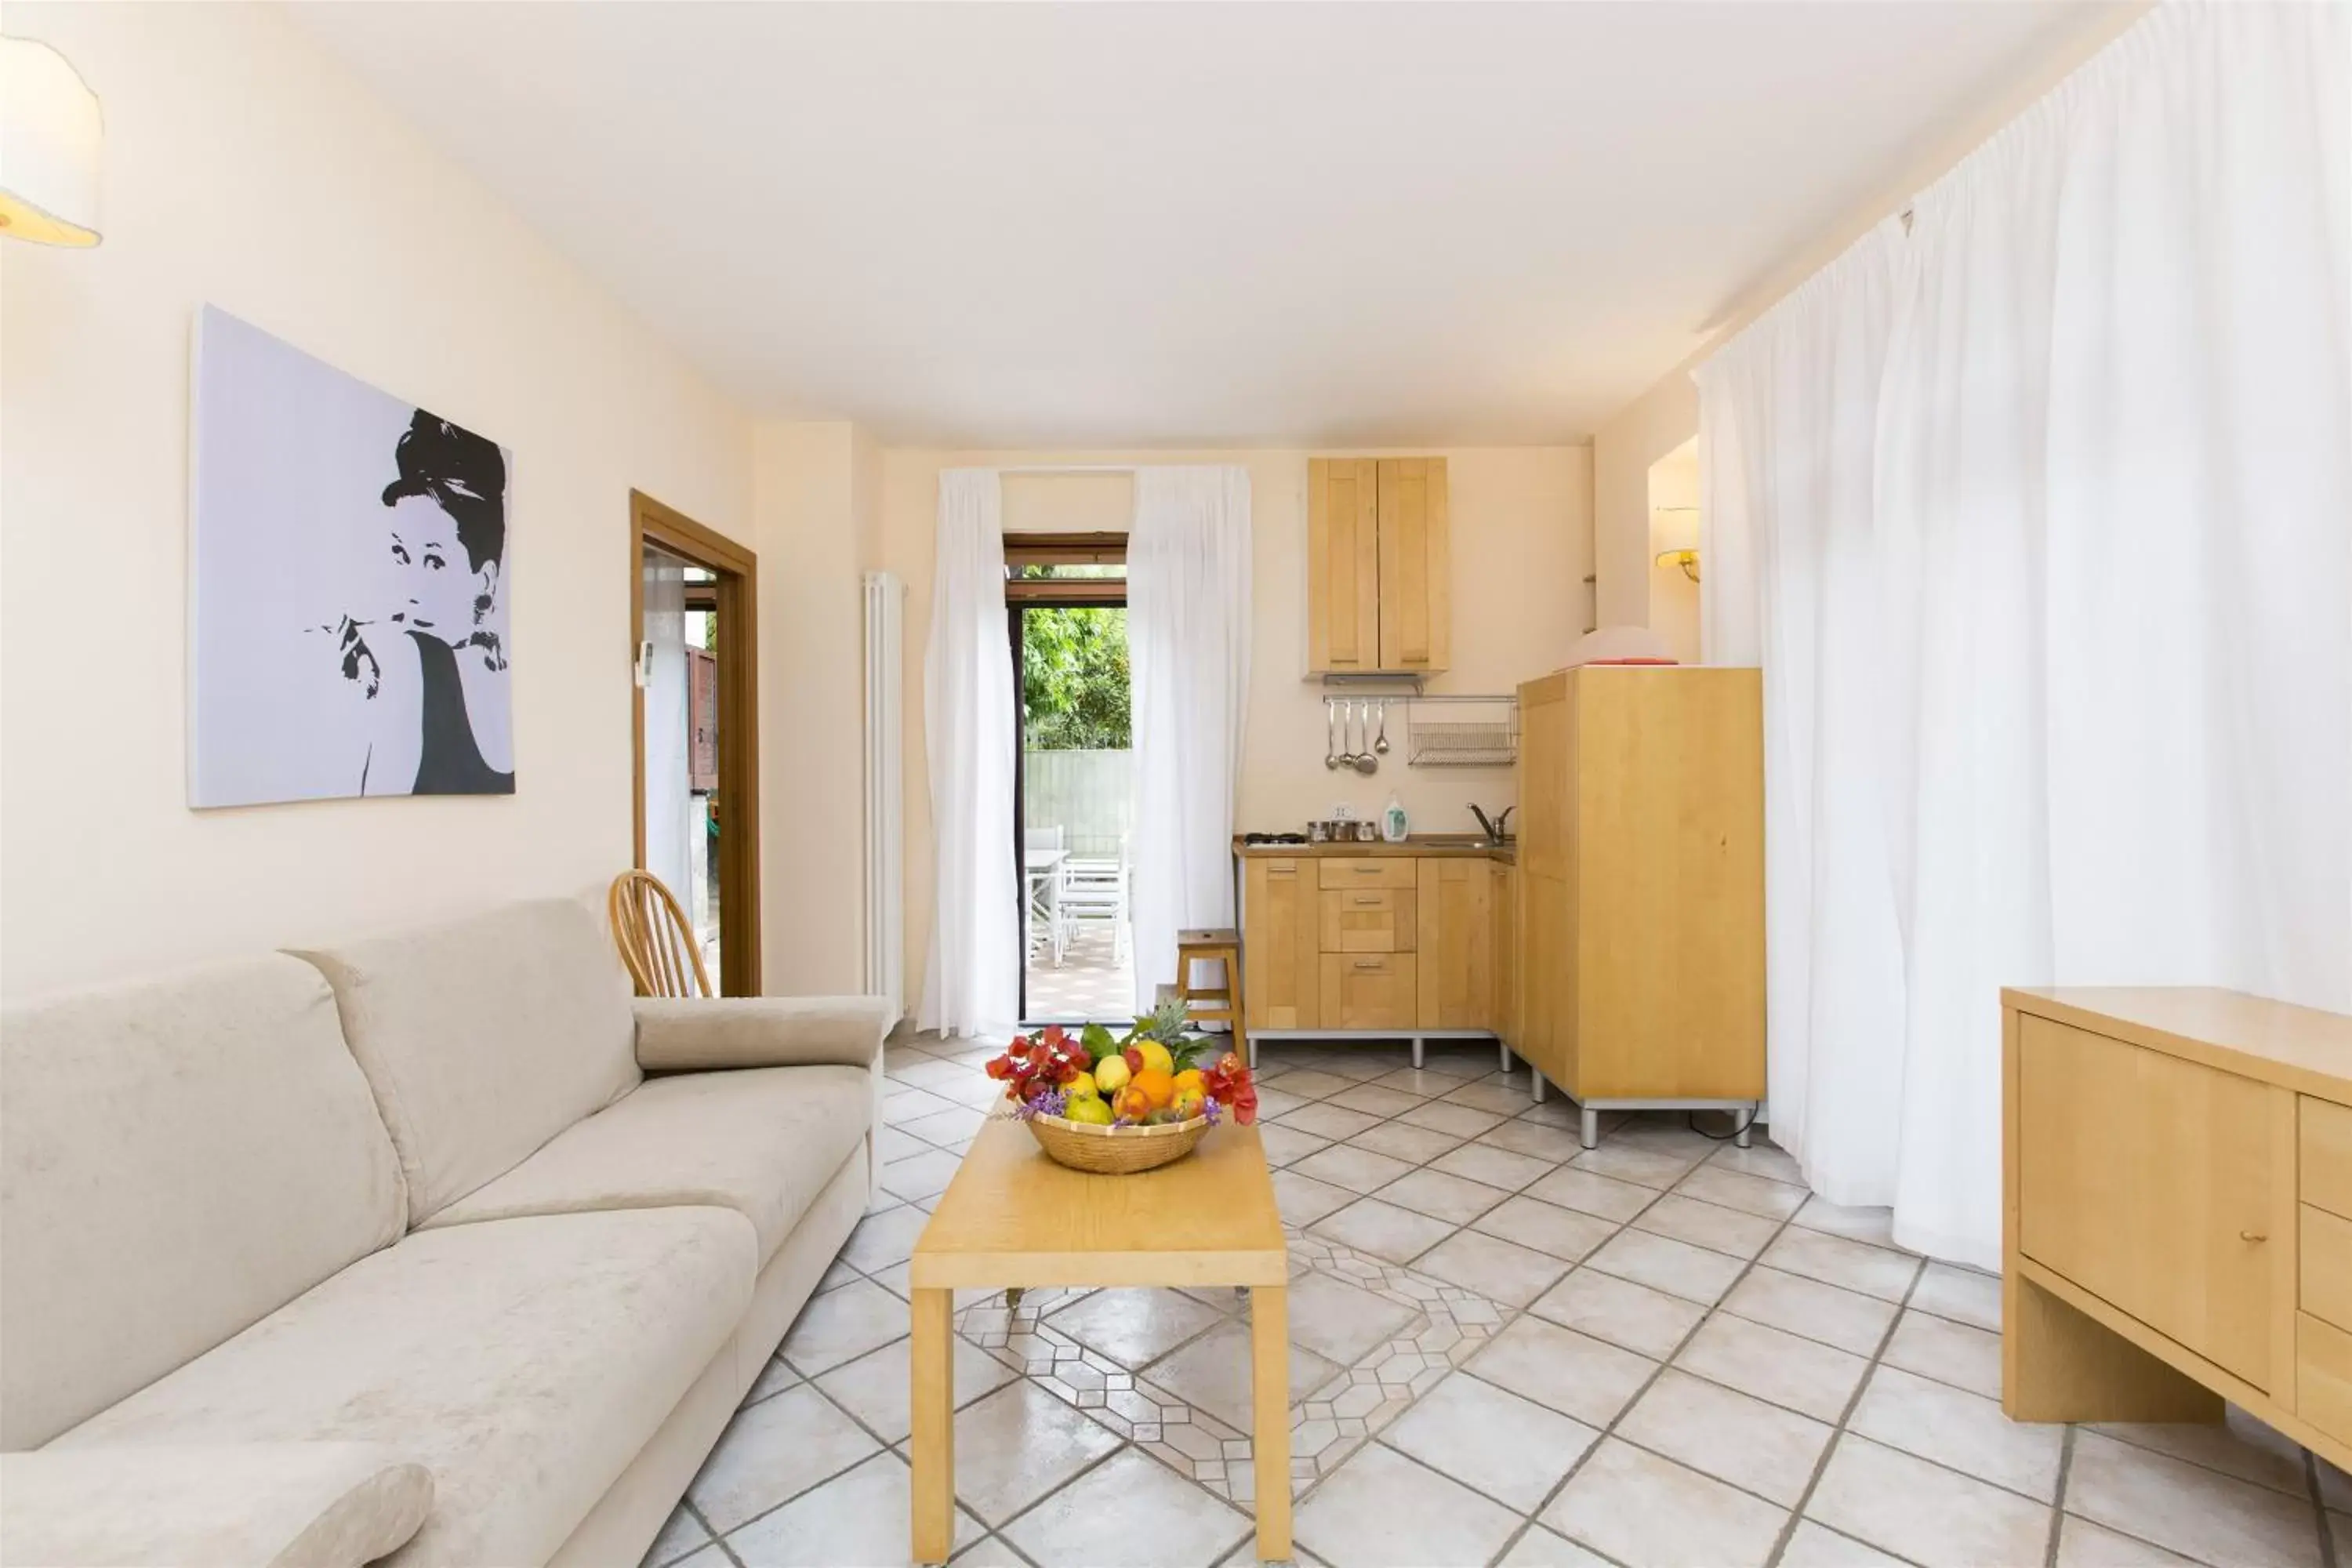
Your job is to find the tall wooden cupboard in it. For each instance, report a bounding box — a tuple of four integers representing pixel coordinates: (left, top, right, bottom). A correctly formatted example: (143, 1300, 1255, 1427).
(1513, 665, 1765, 1147)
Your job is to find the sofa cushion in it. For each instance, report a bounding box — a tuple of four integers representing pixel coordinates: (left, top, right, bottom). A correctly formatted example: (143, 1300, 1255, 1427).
(421, 1064, 875, 1265)
(632, 996, 895, 1071)
(290, 898, 641, 1221)
(0, 1443, 433, 1568)
(0, 956, 407, 1450)
(53, 1207, 756, 1568)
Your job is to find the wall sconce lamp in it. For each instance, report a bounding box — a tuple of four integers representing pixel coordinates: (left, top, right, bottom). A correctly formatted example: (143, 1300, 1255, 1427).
(0, 37, 103, 247)
(1656, 549, 1700, 584)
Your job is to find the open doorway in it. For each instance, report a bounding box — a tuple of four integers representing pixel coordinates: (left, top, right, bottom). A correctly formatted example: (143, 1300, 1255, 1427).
(630, 491, 760, 996)
(1006, 532, 1131, 1024)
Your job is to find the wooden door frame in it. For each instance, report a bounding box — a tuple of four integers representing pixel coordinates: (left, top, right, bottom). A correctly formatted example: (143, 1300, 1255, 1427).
(1004, 534, 1130, 1023)
(630, 489, 761, 996)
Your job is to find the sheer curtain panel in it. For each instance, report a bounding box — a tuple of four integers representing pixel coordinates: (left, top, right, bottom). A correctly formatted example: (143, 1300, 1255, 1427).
(920, 470, 1020, 1037)
(1698, 0, 2350, 1268)
(1127, 466, 1253, 1013)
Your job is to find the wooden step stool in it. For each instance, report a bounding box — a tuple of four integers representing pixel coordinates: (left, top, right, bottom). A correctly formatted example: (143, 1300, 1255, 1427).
(1174, 927, 1248, 1069)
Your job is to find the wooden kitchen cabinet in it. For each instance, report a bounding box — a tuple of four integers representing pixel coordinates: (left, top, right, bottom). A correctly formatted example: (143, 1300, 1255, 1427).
(1241, 858, 1318, 1031)
(1417, 858, 1493, 1030)
(1306, 459, 1380, 673)
(1305, 457, 1449, 675)
(1320, 952, 1417, 1032)
(1493, 860, 1519, 1048)
(1377, 459, 1449, 673)
(1513, 666, 1764, 1143)
(2002, 988, 2351, 1470)
(1240, 844, 1497, 1051)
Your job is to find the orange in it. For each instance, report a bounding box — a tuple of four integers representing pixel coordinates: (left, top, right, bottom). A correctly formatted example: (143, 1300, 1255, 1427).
(1129, 1067, 1175, 1110)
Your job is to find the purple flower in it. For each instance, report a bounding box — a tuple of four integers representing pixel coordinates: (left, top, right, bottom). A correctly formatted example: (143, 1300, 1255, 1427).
(1201, 1098, 1223, 1126)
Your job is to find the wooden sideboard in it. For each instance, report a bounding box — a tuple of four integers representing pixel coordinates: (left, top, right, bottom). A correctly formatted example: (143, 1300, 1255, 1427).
(2002, 987, 2352, 1472)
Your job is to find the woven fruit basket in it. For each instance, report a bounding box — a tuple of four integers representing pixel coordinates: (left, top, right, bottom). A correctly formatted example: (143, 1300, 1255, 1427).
(981, 1005, 1258, 1176)
(1018, 1109, 1210, 1174)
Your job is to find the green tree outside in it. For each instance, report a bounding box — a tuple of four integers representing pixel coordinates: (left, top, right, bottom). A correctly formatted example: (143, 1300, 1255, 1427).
(1022, 605, 1130, 750)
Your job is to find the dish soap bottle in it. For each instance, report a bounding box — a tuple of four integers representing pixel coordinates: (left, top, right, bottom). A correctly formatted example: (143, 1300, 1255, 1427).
(1381, 793, 1409, 843)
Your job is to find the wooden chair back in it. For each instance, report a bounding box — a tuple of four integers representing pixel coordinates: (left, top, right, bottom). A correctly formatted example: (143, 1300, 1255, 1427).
(608, 870, 713, 998)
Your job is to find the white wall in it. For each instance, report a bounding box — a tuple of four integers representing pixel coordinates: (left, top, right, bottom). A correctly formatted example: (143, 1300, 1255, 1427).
(877, 446, 1591, 999)
(0, 3, 753, 999)
(1646, 438, 1702, 664)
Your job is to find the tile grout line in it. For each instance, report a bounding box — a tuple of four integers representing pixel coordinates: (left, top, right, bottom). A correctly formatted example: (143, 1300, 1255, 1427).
(1762, 1259, 1932, 1568)
(2042, 1425, 2076, 1568)
(2314, 1448, 2343, 1568)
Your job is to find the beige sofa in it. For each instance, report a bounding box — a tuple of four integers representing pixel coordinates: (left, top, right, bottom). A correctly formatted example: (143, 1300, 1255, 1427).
(0, 898, 893, 1567)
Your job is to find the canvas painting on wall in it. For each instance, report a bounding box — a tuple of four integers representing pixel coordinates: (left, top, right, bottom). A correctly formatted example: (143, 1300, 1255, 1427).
(191, 306, 514, 806)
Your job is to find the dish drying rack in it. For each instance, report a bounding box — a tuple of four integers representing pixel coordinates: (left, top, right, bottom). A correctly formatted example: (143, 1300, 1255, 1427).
(1320, 692, 1519, 768)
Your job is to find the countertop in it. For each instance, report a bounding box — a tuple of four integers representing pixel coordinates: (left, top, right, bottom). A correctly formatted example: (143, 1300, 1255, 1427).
(1232, 833, 1515, 863)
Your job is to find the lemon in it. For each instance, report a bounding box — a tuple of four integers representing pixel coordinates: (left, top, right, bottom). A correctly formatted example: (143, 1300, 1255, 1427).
(1093, 1055, 1132, 1094)
(1065, 1071, 1101, 1102)
(1132, 1040, 1175, 1076)
(1062, 1095, 1114, 1126)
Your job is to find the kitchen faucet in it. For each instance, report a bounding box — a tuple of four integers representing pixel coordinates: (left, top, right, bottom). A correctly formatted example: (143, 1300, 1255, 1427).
(1468, 804, 1513, 844)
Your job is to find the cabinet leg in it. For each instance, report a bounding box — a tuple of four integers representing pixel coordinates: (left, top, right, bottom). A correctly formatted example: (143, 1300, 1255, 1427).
(1734, 1107, 1755, 1149)
(1410, 1038, 1425, 1069)
(1530, 1073, 1546, 1104)
(1499, 1042, 1513, 1074)
(2003, 1272, 2220, 1425)
(1579, 1105, 1599, 1149)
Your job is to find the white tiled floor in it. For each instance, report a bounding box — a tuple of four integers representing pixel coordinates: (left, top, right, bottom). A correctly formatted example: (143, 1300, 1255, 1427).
(654, 1036, 2352, 1568)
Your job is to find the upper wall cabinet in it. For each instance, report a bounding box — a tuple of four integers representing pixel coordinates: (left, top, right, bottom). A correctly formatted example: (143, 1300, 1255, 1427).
(1307, 457, 1450, 674)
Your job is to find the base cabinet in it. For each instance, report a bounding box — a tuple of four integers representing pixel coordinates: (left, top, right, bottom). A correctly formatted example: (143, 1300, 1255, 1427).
(1320, 952, 1417, 1031)
(1242, 848, 1494, 1040)
(1242, 859, 1318, 1031)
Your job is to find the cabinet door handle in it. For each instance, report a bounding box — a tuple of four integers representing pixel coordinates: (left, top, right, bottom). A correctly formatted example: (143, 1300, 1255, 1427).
(1352, 894, 1384, 906)
(1352, 865, 1383, 873)
(1352, 958, 1385, 971)
(1268, 866, 1296, 878)
(2239, 1230, 2268, 1243)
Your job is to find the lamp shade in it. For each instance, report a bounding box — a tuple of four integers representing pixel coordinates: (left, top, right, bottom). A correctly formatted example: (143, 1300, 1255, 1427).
(0, 37, 103, 246)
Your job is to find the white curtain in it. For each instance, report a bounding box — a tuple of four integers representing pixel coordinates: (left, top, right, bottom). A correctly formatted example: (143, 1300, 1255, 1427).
(920, 470, 1021, 1037)
(1128, 466, 1254, 1012)
(1699, 1, 2350, 1268)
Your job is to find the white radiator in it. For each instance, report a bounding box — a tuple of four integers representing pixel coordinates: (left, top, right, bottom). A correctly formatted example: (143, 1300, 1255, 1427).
(862, 572, 906, 1015)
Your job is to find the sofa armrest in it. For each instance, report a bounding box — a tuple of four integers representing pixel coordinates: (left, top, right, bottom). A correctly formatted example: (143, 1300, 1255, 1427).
(632, 996, 894, 1073)
(0, 1443, 432, 1568)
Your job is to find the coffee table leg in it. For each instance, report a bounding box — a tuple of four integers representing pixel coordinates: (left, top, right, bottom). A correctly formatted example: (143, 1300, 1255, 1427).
(1251, 1284, 1292, 1561)
(911, 1287, 955, 1563)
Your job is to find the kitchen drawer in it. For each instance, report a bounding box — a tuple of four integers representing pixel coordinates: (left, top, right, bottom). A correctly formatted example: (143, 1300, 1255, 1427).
(1319, 888, 1416, 953)
(1319, 953, 1417, 1032)
(2303, 1204, 2352, 1332)
(1318, 858, 1419, 891)
(2303, 1096, 2352, 1221)
(2300, 1312, 2352, 1449)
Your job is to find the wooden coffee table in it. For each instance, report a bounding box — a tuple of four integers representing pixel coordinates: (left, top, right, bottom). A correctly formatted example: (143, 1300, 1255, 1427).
(909, 1116, 1290, 1562)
